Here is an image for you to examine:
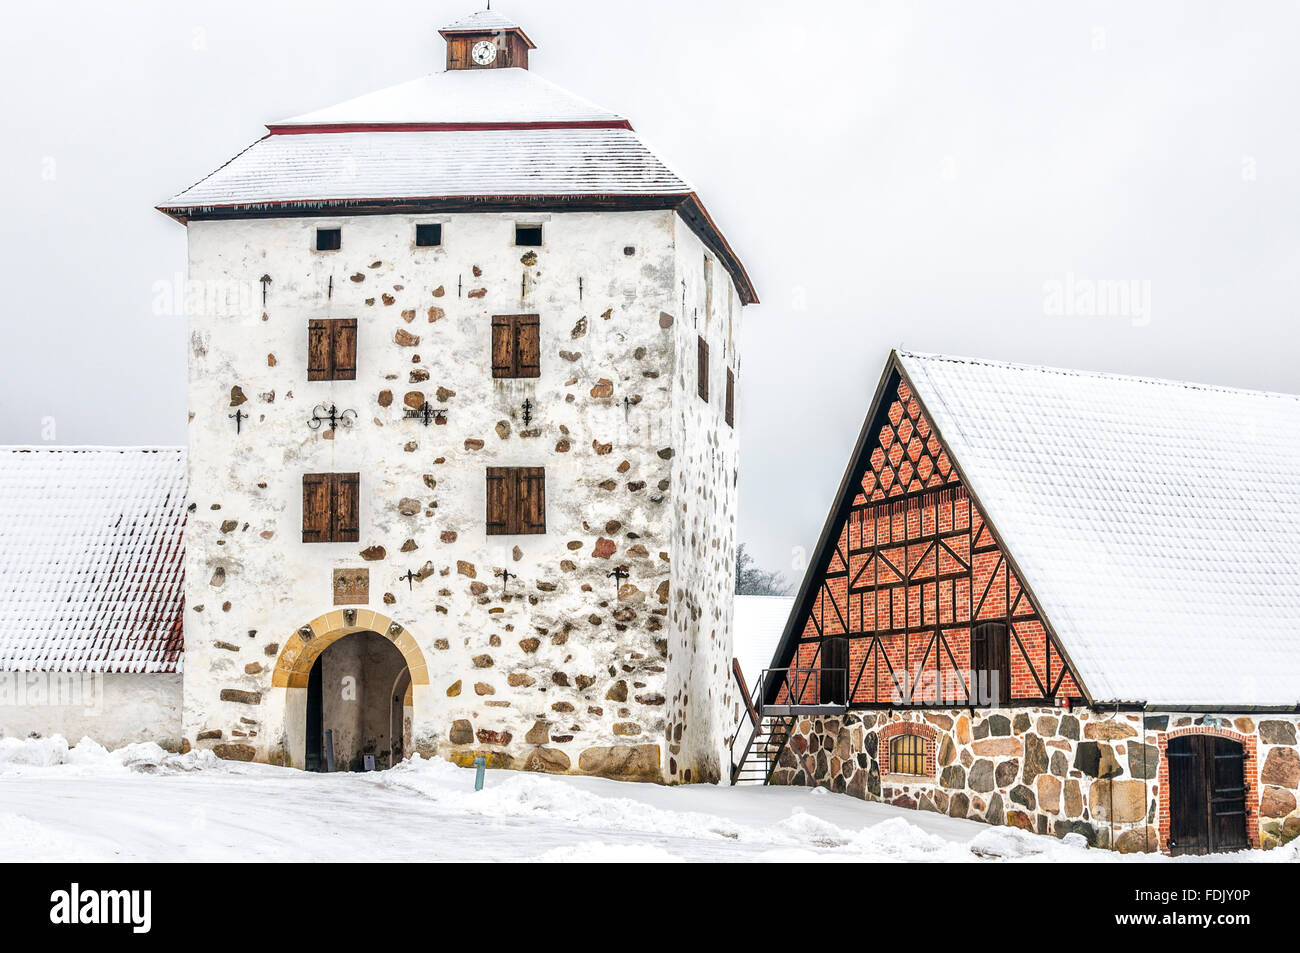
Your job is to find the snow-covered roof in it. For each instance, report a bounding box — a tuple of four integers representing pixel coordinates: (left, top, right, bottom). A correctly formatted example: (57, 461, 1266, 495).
(896, 351, 1300, 708)
(271, 69, 623, 129)
(161, 128, 689, 210)
(733, 596, 795, 690)
(0, 448, 186, 674)
(439, 9, 534, 43)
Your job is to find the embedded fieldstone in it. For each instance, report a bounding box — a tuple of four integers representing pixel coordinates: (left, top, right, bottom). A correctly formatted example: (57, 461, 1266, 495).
(973, 737, 1021, 757)
(571, 316, 588, 338)
(464, 438, 484, 451)
(398, 498, 421, 516)
(403, 392, 425, 411)
(457, 561, 476, 578)
(1012, 712, 1031, 734)
(448, 720, 474, 745)
(196, 729, 223, 741)
(972, 719, 989, 741)
(590, 378, 614, 398)
(940, 764, 966, 789)
(1260, 785, 1297, 818)
(474, 683, 495, 696)
(395, 330, 420, 347)
(948, 792, 969, 818)
(1128, 742, 1159, 780)
(210, 567, 226, 587)
(1084, 719, 1137, 740)
(1036, 715, 1059, 736)
(213, 744, 256, 762)
(605, 680, 628, 702)
(229, 386, 247, 407)
(1074, 740, 1120, 778)
(1089, 779, 1148, 823)
(1036, 774, 1062, 813)
(378, 390, 393, 407)
(635, 693, 665, 706)
(578, 744, 661, 780)
(593, 538, 616, 559)
(1261, 746, 1300, 788)
(495, 420, 511, 439)
(1006, 810, 1033, 832)
(525, 720, 551, 745)
(220, 520, 238, 534)
(1050, 750, 1069, 777)
(1064, 779, 1082, 817)
(1115, 827, 1158, 854)
(955, 715, 971, 745)
(1259, 720, 1298, 746)
(985, 792, 1004, 824)
(508, 673, 536, 688)
(519, 638, 541, 653)
(938, 735, 955, 766)
(613, 722, 641, 736)
(1022, 733, 1049, 783)
(446, 680, 461, 697)
(1058, 714, 1080, 740)
(995, 759, 1020, 788)
(969, 758, 995, 793)
(524, 747, 570, 774)
(361, 546, 386, 561)
(220, 689, 261, 705)
(1009, 784, 1036, 810)
(472, 654, 493, 668)
(244, 662, 262, 675)
(987, 714, 1011, 737)
(476, 729, 511, 746)
(440, 531, 458, 543)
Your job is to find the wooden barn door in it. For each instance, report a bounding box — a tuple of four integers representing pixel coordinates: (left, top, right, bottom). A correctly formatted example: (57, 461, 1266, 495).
(1169, 735, 1248, 855)
(971, 622, 1010, 706)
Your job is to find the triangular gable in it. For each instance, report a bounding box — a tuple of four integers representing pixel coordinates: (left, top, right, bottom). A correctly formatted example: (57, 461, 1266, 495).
(767, 354, 1087, 708)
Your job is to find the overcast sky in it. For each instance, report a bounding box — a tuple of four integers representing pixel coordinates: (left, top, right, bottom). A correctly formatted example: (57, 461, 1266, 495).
(2, 0, 1298, 577)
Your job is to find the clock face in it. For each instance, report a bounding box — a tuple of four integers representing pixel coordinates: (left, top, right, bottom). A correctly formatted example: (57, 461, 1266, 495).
(471, 40, 498, 66)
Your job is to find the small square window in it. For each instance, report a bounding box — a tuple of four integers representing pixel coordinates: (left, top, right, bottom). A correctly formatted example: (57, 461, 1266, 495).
(416, 223, 442, 247)
(515, 224, 543, 247)
(316, 228, 341, 252)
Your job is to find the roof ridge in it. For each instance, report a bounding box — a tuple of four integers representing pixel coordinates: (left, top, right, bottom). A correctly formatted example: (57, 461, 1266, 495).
(898, 349, 1300, 403)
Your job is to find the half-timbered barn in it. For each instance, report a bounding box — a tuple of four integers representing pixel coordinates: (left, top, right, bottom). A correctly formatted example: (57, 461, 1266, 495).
(733, 351, 1300, 854)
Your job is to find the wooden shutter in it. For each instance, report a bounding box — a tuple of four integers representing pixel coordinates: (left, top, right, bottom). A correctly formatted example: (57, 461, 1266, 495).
(725, 368, 735, 428)
(331, 319, 357, 380)
(517, 468, 546, 534)
(331, 473, 360, 543)
(697, 336, 709, 401)
(491, 316, 515, 378)
(972, 622, 1011, 705)
(486, 468, 512, 535)
(302, 474, 331, 542)
(307, 321, 332, 381)
(514, 315, 541, 379)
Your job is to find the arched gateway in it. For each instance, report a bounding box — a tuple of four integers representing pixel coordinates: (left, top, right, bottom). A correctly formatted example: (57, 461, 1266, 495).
(272, 610, 428, 771)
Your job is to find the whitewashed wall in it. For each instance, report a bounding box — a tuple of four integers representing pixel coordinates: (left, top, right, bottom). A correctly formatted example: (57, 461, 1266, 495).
(0, 673, 182, 749)
(183, 209, 743, 782)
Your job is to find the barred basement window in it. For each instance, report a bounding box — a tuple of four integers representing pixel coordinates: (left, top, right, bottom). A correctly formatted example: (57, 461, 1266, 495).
(486, 467, 546, 536)
(890, 733, 926, 776)
(415, 223, 442, 247)
(302, 473, 360, 544)
(306, 318, 357, 381)
(315, 228, 342, 251)
(490, 314, 541, 379)
(515, 224, 543, 247)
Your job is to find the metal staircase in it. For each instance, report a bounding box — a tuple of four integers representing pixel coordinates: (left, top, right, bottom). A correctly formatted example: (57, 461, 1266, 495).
(729, 660, 847, 785)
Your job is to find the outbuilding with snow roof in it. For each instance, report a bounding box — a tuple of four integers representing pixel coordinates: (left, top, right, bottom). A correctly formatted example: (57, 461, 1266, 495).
(731, 350, 1300, 855)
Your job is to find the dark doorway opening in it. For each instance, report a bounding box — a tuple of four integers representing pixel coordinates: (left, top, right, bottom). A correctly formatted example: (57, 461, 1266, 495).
(820, 637, 848, 705)
(971, 621, 1011, 706)
(302, 631, 411, 773)
(1168, 734, 1249, 855)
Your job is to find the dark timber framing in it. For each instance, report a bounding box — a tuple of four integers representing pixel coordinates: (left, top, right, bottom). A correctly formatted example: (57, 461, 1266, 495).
(765, 351, 1092, 710)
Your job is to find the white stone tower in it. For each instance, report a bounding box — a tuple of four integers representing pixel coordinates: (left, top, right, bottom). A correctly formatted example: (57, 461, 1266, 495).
(159, 9, 756, 783)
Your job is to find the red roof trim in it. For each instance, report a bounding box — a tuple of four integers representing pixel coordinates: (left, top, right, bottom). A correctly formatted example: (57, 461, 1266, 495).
(266, 120, 634, 135)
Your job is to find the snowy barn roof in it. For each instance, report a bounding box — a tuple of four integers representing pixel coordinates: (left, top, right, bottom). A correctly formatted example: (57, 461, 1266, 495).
(886, 352, 1300, 708)
(157, 21, 759, 303)
(0, 448, 186, 674)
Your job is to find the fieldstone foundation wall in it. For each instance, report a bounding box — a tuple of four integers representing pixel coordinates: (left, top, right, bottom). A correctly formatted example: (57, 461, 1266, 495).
(768, 707, 1300, 853)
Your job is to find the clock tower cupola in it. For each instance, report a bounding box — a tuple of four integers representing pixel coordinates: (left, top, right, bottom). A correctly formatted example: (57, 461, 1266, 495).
(439, 8, 537, 70)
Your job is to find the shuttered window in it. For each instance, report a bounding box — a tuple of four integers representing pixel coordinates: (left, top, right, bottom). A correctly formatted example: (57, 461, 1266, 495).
(307, 319, 358, 381)
(302, 473, 360, 543)
(490, 314, 541, 379)
(725, 368, 735, 428)
(972, 621, 1012, 706)
(486, 467, 546, 536)
(697, 336, 709, 402)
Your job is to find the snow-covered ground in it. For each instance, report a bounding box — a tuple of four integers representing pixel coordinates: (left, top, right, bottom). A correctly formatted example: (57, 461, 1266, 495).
(2, 736, 1295, 863)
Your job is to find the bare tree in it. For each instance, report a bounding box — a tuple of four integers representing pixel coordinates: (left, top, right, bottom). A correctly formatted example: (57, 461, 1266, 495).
(735, 543, 795, 596)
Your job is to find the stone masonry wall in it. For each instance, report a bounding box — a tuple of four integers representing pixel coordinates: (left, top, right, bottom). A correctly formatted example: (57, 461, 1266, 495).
(769, 707, 1300, 853)
(182, 209, 742, 782)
